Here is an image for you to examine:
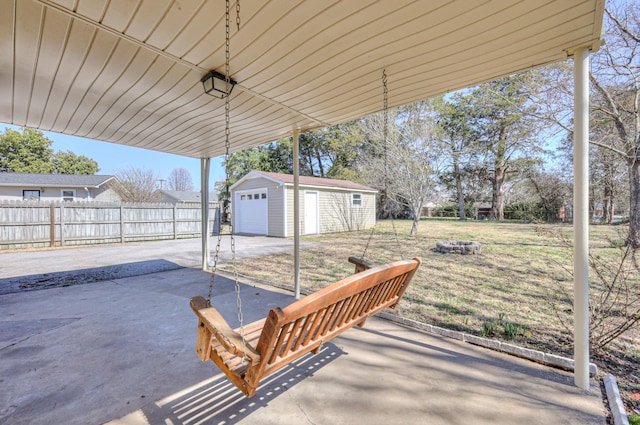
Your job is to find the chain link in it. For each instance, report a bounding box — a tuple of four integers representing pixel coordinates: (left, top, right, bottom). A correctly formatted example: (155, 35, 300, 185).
(236, 0, 241, 30)
(206, 0, 247, 366)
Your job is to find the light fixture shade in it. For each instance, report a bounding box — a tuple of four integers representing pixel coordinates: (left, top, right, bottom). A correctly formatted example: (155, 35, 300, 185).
(201, 70, 237, 99)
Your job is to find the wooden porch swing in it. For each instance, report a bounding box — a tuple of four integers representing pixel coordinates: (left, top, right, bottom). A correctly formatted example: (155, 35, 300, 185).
(190, 256, 420, 397)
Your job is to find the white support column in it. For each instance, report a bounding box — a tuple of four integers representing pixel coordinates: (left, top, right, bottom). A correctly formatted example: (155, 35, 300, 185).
(201, 157, 211, 271)
(293, 129, 301, 299)
(573, 46, 590, 390)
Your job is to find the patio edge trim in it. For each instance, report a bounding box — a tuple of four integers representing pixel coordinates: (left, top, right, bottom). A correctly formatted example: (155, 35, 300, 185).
(604, 374, 630, 425)
(377, 311, 598, 376)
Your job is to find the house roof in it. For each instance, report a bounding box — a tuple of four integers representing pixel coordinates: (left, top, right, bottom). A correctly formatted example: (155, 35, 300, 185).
(0, 173, 116, 188)
(160, 190, 202, 203)
(159, 190, 219, 203)
(233, 171, 377, 193)
(1, 1, 604, 159)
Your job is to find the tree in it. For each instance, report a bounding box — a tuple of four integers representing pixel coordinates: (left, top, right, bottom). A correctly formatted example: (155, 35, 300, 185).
(525, 169, 571, 222)
(0, 127, 53, 172)
(50, 151, 100, 175)
(0, 127, 99, 174)
(536, 2, 640, 242)
(167, 167, 194, 191)
(360, 101, 446, 236)
(296, 121, 364, 179)
(218, 120, 366, 197)
(587, 1, 640, 242)
(435, 94, 480, 220)
(112, 166, 161, 202)
(465, 74, 545, 220)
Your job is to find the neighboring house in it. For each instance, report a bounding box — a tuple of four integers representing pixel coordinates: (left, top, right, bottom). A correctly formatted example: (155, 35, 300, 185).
(0, 173, 120, 202)
(230, 171, 377, 237)
(421, 202, 442, 217)
(159, 190, 202, 204)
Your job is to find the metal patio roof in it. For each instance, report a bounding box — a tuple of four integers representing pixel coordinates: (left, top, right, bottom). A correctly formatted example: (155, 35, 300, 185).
(1, 0, 604, 159)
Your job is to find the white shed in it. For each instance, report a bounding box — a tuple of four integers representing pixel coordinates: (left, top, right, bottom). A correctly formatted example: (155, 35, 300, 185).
(230, 171, 377, 237)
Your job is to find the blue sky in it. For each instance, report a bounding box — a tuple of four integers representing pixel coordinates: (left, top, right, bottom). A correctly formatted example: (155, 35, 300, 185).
(3, 124, 224, 191)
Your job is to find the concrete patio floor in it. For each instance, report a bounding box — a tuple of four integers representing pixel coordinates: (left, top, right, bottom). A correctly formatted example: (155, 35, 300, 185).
(0, 265, 606, 425)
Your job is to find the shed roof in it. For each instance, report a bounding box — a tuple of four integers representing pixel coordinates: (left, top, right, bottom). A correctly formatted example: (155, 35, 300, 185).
(0, 172, 116, 188)
(1, 1, 604, 159)
(233, 171, 377, 193)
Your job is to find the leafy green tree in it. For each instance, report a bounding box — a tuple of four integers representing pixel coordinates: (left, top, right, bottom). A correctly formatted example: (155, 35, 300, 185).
(434, 95, 479, 220)
(219, 120, 365, 195)
(50, 151, 99, 175)
(0, 127, 99, 174)
(0, 127, 54, 173)
(465, 74, 545, 220)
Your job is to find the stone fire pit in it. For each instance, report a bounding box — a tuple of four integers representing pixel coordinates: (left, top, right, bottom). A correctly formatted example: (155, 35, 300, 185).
(435, 240, 482, 255)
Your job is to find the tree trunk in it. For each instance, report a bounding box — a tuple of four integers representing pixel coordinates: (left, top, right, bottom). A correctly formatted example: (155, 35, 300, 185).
(628, 159, 640, 247)
(490, 130, 507, 221)
(453, 156, 466, 220)
(410, 209, 420, 236)
(601, 163, 615, 224)
(490, 163, 506, 221)
(490, 169, 505, 221)
(316, 146, 325, 177)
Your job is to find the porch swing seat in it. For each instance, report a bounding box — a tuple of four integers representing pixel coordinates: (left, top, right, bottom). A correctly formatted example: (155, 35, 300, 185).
(190, 257, 421, 397)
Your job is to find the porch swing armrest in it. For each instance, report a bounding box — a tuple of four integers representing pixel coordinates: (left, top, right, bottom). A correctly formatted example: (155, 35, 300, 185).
(348, 256, 375, 273)
(190, 296, 261, 362)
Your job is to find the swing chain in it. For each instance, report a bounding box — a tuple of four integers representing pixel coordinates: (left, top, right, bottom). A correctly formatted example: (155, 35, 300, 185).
(361, 69, 389, 262)
(205, 0, 248, 366)
(382, 69, 388, 183)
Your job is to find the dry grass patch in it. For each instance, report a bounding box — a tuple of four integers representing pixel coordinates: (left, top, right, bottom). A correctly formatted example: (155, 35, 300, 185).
(231, 218, 639, 415)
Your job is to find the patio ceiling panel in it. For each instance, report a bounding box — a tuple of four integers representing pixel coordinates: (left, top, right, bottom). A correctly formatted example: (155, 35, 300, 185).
(1, 0, 604, 159)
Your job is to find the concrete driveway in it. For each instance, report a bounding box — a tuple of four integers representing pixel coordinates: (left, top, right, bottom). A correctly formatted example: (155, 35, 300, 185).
(0, 236, 316, 295)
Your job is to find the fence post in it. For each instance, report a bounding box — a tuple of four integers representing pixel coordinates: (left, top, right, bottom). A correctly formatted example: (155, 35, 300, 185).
(60, 203, 65, 246)
(120, 205, 125, 243)
(173, 205, 178, 239)
(50, 203, 55, 247)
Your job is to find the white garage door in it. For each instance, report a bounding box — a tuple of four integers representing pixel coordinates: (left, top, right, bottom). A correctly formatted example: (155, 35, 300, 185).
(235, 189, 268, 235)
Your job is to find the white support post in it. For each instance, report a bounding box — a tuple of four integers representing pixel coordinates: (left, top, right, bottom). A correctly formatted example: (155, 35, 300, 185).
(573, 46, 590, 390)
(293, 129, 301, 299)
(201, 157, 211, 271)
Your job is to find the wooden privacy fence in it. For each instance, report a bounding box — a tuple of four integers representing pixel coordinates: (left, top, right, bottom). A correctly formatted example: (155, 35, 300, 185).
(0, 201, 219, 250)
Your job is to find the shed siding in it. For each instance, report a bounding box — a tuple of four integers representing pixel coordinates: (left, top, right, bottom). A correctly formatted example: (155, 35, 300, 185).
(318, 190, 376, 233)
(285, 186, 295, 237)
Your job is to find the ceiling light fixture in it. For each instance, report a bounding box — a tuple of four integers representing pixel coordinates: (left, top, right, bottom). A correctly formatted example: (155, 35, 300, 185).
(200, 70, 236, 99)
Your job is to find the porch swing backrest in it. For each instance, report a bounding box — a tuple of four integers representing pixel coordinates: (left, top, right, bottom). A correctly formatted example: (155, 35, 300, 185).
(190, 257, 421, 397)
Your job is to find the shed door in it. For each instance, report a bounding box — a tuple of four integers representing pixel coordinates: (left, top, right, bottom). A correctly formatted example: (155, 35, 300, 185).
(235, 189, 268, 235)
(304, 191, 319, 234)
